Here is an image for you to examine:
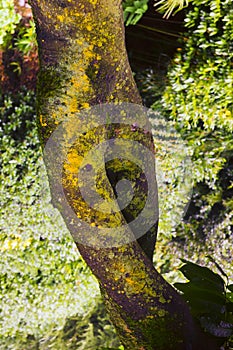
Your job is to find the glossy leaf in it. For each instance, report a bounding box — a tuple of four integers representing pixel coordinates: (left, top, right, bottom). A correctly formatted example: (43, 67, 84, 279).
(180, 260, 225, 292)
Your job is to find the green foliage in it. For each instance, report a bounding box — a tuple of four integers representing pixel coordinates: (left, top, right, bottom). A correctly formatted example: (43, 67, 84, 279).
(174, 260, 233, 344)
(135, 69, 167, 107)
(0, 0, 21, 46)
(122, 0, 190, 25)
(123, 0, 149, 25)
(0, 1, 37, 56)
(161, 0, 233, 187)
(0, 89, 39, 199)
(154, 0, 233, 280)
(136, 1, 233, 290)
(15, 19, 37, 55)
(158, 0, 232, 282)
(0, 298, 123, 349)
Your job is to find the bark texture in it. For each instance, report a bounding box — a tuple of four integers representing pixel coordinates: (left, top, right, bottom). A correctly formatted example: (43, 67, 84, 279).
(30, 0, 220, 349)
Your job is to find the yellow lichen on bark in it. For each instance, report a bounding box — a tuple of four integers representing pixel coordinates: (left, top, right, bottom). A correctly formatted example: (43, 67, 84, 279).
(34, 0, 140, 130)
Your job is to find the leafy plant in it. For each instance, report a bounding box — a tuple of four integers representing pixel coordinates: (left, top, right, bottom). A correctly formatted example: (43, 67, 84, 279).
(0, 0, 21, 46)
(174, 259, 233, 343)
(122, 0, 190, 25)
(15, 19, 37, 55)
(155, 0, 233, 280)
(160, 0, 233, 188)
(123, 0, 149, 25)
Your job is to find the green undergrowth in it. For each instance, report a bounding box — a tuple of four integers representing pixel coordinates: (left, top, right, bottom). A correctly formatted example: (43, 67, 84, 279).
(142, 0, 233, 288)
(0, 0, 20, 46)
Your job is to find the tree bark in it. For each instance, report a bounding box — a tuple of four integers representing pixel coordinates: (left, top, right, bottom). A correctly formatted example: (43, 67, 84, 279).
(30, 0, 220, 348)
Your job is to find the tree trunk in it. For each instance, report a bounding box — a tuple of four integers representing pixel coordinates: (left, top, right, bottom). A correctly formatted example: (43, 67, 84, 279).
(30, 0, 219, 348)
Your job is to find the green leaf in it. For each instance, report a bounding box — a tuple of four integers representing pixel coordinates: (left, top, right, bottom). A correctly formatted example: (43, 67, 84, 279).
(123, 0, 149, 25)
(174, 282, 226, 316)
(180, 260, 225, 293)
(175, 261, 229, 319)
(174, 282, 225, 302)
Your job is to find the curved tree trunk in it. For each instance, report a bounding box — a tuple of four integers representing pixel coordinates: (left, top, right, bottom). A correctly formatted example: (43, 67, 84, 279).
(30, 0, 219, 349)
